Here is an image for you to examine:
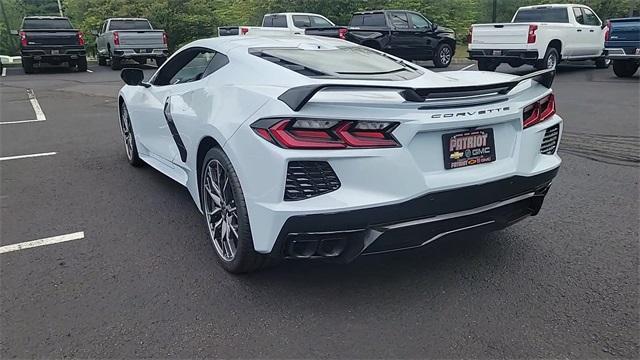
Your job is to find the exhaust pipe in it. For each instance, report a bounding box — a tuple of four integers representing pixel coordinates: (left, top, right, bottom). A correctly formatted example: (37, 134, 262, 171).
(316, 238, 347, 257)
(287, 239, 318, 259)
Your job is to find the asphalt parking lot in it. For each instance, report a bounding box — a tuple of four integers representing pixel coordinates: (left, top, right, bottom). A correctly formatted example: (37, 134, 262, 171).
(1, 61, 638, 358)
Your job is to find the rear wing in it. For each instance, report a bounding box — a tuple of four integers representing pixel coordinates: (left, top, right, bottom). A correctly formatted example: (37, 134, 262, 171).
(278, 68, 555, 111)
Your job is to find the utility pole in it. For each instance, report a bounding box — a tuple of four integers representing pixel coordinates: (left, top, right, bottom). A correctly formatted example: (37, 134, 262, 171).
(492, 0, 497, 22)
(57, 0, 64, 16)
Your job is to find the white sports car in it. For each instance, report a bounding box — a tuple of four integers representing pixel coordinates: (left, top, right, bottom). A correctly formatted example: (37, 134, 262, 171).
(118, 35, 562, 273)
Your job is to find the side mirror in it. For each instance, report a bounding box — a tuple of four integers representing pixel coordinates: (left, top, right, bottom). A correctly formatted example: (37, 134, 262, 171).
(432, 23, 438, 30)
(120, 68, 146, 86)
(91, 29, 99, 36)
(10, 30, 18, 35)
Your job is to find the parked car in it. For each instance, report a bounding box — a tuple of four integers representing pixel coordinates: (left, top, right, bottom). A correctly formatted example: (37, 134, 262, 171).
(218, 13, 345, 39)
(15, 16, 87, 73)
(345, 10, 456, 67)
(468, 4, 609, 71)
(605, 17, 640, 77)
(95, 18, 169, 70)
(117, 35, 562, 273)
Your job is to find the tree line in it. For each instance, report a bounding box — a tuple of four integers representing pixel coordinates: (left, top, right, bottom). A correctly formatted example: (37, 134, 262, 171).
(1, 0, 638, 56)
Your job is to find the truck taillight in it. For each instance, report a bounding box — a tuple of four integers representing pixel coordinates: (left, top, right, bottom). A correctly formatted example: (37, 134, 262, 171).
(19, 31, 27, 46)
(251, 118, 401, 149)
(162, 31, 168, 45)
(604, 20, 611, 41)
(113, 31, 120, 45)
(240, 27, 249, 35)
(523, 93, 556, 128)
(527, 24, 538, 44)
(76, 32, 85, 46)
(338, 28, 348, 40)
(467, 26, 472, 43)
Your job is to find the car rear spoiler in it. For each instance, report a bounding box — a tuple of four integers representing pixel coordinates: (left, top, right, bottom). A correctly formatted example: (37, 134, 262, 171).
(278, 68, 555, 111)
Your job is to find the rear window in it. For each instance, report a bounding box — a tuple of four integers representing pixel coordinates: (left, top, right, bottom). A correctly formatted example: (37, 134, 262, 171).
(109, 20, 152, 30)
(22, 18, 73, 29)
(263, 15, 287, 28)
(349, 13, 386, 27)
(513, 8, 569, 23)
(252, 46, 422, 80)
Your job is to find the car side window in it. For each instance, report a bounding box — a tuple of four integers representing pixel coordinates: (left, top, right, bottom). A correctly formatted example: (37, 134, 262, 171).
(408, 13, 431, 29)
(582, 8, 600, 26)
(389, 12, 409, 29)
(573, 8, 585, 25)
(152, 48, 217, 86)
(310, 16, 332, 27)
(271, 15, 287, 28)
(292, 15, 311, 28)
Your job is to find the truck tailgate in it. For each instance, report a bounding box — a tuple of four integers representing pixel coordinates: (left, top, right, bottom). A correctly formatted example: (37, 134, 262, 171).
(472, 23, 530, 45)
(23, 30, 78, 46)
(608, 18, 640, 44)
(117, 30, 164, 47)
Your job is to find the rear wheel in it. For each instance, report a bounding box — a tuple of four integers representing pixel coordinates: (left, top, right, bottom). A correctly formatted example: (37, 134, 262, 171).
(612, 60, 639, 78)
(22, 57, 34, 74)
(119, 102, 143, 167)
(477, 59, 498, 71)
(76, 56, 88, 72)
(535, 47, 559, 70)
(433, 43, 453, 68)
(110, 53, 122, 70)
(595, 57, 611, 69)
(201, 147, 269, 274)
(97, 54, 107, 66)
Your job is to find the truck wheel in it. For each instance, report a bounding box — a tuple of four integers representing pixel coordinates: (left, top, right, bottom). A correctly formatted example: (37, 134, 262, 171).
(98, 54, 107, 66)
(77, 56, 88, 72)
(612, 60, 639, 78)
(477, 59, 498, 72)
(111, 55, 122, 70)
(433, 43, 453, 68)
(535, 47, 558, 70)
(595, 57, 610, 69)
(22, 57, 34, 74)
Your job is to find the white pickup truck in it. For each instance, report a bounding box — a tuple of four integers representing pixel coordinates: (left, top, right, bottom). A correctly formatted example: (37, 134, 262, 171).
(468, 4, 609, 71)
(218, 13, 344, 38)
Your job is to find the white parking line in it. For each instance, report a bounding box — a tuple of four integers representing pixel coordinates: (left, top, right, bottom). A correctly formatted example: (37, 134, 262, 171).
(1, 67, 6, 77)
(0, 119, 46, 125)
(461, 64, 476, 71)
(27, 89, 46, 121)
(0, 152, 57, 161)
(0, 232, 85, 254)
(86, 69, 93, 73)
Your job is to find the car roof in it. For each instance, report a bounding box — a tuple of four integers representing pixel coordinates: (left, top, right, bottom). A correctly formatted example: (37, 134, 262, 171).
(188, 35, 357, 54)
(24, 16, 69, 20)
(518, 4, 584, 9)
(107, 18, 150, 21)
(264, 13, 327, 17)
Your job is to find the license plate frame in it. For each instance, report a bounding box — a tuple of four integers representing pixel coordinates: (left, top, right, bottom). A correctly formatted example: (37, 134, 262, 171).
(492, 50, 502, 56)
(442, 129, 496, 170)
(50, 50, 59, 55)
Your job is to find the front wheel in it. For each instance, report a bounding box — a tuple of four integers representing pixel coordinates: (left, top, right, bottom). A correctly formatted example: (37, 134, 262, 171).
(612, 60, 639, 78)
(119, 102, 143, 167)
(201, 147, 269, 274)
(433, 43, 453, 68)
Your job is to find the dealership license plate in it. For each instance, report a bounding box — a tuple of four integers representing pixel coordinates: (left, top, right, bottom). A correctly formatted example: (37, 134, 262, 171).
(492, 50, 502, 56)
(51, 50, 59, 55)
(442, 129, 496, 169)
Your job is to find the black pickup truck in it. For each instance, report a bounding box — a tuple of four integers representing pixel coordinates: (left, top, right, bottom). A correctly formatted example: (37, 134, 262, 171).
(345, 10, 456, 67)
(16, 16, 87, 73)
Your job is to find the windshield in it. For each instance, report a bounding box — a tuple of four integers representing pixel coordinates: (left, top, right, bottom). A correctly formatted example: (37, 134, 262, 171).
(23, 18, 73, 29)
(513, 8, 569, 23)
(109, 20, 152, 30)
(253, 46, 422, 80)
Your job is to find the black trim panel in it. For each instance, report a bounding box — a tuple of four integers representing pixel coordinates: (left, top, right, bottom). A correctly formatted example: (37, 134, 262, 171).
(163, 98, 187, 162)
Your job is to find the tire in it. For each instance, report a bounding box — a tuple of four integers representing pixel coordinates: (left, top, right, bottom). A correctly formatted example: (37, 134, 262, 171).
(200, 147, 271, 274)
(76, 56, 87, 72)
(22, 57, 34, 74)
(110, 55, 122, 70)
(98, 54, 107, 66)
(477, 59, 498, 71)
(535, 47, 559, 70)
(433, 43, 453, 68)
(155, 57, 166, 67)
(612, 60, 639, 78)
(595, 57, 610, 69)
(118, 102, 143, 167)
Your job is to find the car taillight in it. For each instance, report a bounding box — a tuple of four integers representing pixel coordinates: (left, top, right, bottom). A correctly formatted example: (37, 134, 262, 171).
(19, 31, 27, 47)
(162, 31, 168, 45)
(467, 26, 472, 43)
(113, 31, 120, 45)
(251, 118, 400, 149)
(241, 27, 249, 35)
(527, 24, 538, 44)
(338, 28, 348, 39)
(76, 31, 85, 46)
(604, 20, 611, 41)
(523, 93, 556, 128)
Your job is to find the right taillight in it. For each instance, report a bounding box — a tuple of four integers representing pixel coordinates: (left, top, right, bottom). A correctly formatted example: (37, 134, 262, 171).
(527, 24, 538, 44)
(604, 20, 611, 41)
(251, 118, 400, 149)
(162, 31, 168, 45)
(523, 93, 556, 128)
(19, 31, 27, 47)
(338, 28, 348, 39)
(240, 27, 249, 35)
(467, 26, 473, 43)
(113, 31, 120, 45)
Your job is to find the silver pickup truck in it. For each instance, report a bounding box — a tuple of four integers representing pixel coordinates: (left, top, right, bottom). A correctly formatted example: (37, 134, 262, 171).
(95, 18, 168, 70)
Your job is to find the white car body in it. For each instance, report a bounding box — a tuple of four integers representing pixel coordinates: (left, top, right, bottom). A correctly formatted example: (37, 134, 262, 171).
(469, 4, 606, 68)
(218, 13, 335, 37)
(118, 35, 562, 272)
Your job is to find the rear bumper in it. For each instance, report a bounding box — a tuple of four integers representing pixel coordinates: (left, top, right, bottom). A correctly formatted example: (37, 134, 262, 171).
(21, 46, 85, 62)
(113, 48, 168, 58)
(271, 167, 558, 262)
(468, 49, 539, 62)
(605, 48, 640, 60)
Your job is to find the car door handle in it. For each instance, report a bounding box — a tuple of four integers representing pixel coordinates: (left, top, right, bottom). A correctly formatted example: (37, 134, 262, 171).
(589, 29, 594, 32)
(577, 29, 582, 32)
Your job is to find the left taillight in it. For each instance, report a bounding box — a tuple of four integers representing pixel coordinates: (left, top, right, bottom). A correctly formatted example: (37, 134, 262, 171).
(527, 24, 538, 44)
(338, 28, 348, 39)
(76, 31, 85, 46)
(251, 118, 401, 149)
(604, 20, 611, 41)
(19, 31, 27, 46)
(162, 31, 168, 45)
(523, 93, 556, 129)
